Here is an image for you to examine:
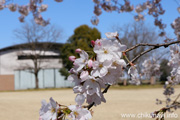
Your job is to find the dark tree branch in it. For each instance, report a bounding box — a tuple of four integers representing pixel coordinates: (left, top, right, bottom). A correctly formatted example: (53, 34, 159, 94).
(102, 84, 111, 94)
(125, 39, 178, 53)
(173, 93, 180, 104)
(126, 40, 180, 66)
(153, 102, 180, 116)
(153, 94, 180, 118)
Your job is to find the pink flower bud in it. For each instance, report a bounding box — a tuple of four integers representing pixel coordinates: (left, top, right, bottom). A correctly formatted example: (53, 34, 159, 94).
(91, 40, 95, 47)
(69, 56, 76, 62)
(75, 48, 82, 53)
(88, 59, 93, 68)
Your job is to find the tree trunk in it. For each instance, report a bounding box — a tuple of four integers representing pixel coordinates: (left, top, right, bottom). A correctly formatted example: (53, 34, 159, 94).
(123, 80, 127, 86)
(150, 76, 156, 85)
(35, 72, 39, 89)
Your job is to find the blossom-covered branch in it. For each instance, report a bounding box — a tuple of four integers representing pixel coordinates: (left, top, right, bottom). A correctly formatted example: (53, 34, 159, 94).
(86, 84, 111, 110)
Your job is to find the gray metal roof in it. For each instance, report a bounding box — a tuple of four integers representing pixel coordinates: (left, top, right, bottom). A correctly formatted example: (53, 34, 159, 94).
(0, 42, 63, 53)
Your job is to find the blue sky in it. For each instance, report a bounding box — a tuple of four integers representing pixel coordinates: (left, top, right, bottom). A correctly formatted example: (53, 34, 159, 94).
(0, 0, 179, 48)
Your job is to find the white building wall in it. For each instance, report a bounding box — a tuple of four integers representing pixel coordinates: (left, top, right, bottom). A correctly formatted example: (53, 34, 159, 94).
(0, 49, 74, 90)
(14, 69, 74, 90)
(0, 50, 63, 75)
(14, 70, 35, 89)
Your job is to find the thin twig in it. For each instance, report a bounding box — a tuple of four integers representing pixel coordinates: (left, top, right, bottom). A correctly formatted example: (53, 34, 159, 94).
(153, 93, 180, 119)
(116, 36, 122, 44)
(173, 93, 180, 103)
(125, 40, 180, 53)
(127, 40, 180, 66)
(153, 102, 180, 116)
(102, 84, 111, 94)
(125, 43, 159, 52)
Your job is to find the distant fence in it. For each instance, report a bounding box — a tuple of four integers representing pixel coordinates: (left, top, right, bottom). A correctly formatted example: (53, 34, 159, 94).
(14, 69, 74, 90)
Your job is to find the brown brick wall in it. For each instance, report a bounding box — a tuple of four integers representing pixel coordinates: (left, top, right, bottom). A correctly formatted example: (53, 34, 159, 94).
(0, 75, 14, 91)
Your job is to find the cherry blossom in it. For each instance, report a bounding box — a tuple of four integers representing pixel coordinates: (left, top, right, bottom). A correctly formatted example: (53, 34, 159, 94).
(39, 97, 92, 120)
(94, 39, 123, 62)
(177, 7, 180, 13)
(19, 16, 25, 23)
(86, 91, 106, 105)
(91, 16, 99, 25)
(68, 74, 81, 86)
(167, 45, 180, 84)
(102, 68, 121, 85)
(135, 4, 145, 13)
(94, 5, 102, 16)
(39, 97, 59, 120)
(134, 14, 144, 21)
(38, 4, 48, 12)
(142, 58, 160, 78)
(91, 60, 111, 77)
(8, 4, 17, 12)
(80, 71, 89, 81)
(128, 66, 140, 85)
(18, 5, 29, 16)
(171, 17, 180, 38)
(73, 50, 89, 71)
(75, 94, 86, 106)
(68, 105, 92, 120)
(0, 4, 3, 10)
(67, 32, 127, 107)
(87, 59, 93, 68)
(105, 31, 118, 39)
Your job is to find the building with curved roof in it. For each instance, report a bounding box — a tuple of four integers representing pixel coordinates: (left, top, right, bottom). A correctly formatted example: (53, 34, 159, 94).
(0, 42, 73, 90)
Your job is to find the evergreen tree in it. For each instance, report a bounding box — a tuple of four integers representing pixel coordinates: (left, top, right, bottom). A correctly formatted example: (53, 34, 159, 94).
(159, 59, 171, 83)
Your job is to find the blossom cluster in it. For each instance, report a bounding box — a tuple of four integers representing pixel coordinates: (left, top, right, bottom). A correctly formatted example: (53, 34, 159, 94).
(92, 0, 133, 16)
(141, 58, 160, 78)
(68, 32, 128, 106)
(134, 0, 164, 21)
(0, 0, 171, 35)
(0, 0, 62, 26)
(38, 32, 143, 120)
(91, 0, 133, 25)
(167, 45, 180, 84)
(39, 97, 92, 120)
(154, 44, 180, 116)
(128, 65, 140, 85)
(135, 0, 166, 33)
(91, 0, 166, 32)
(171, 17, 180, 38)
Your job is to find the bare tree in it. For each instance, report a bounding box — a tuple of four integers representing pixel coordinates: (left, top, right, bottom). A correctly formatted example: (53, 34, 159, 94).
(112, 21, 161, 71)
(14, 20, 62, 89)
